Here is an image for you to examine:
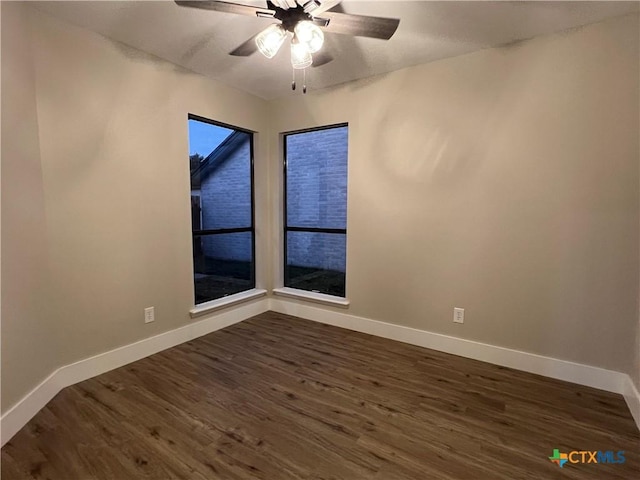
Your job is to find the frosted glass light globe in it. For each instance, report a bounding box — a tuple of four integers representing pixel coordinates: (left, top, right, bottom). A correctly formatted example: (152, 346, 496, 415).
(291, 41, 313, 69)
(294, 21, 324, 53)
(255, 24, 287, 59)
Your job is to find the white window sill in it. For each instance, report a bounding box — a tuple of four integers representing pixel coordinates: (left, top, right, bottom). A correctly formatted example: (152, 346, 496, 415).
(272, 287, 350, 308)
(189, 288, 267, 318)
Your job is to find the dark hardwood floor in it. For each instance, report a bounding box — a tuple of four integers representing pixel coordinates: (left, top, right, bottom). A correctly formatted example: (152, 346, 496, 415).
(2, 312, 639, 479)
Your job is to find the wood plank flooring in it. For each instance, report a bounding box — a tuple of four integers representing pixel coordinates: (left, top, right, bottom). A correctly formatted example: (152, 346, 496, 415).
(2, 312, 639, 479)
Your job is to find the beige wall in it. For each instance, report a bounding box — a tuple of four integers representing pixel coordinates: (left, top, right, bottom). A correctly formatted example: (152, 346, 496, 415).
(1, 1, 61, 413)
(2, 4, 638, 414)
(636, 22, 640, 391)
(636, 295, 640, 390)
(1, 3, 270, 411)
(268, 13, 640, 376)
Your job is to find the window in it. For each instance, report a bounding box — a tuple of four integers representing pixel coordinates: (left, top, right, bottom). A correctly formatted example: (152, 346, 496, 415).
(283, 124, 348, 297)
(188, 114, 255, 304)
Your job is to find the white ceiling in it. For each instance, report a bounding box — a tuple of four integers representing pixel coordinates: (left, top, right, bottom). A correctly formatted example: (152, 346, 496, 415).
(31, 1, 639, 99)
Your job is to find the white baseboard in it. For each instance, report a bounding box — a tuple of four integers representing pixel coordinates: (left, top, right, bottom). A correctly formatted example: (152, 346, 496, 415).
(0, 297, 269, 446)
(269, 298, 640, 431)
(622, 375, 640, 429)
(3, 295, 638, 445)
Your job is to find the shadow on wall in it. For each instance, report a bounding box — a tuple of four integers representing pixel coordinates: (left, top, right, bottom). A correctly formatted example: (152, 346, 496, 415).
(360, 38, 563, 190)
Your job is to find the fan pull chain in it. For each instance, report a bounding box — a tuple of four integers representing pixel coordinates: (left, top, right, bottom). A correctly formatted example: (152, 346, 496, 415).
(290, 68, 309, 94)
(303, 68, 307, 94)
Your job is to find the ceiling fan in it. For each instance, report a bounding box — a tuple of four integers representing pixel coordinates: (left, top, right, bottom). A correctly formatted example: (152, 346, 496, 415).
(175, 1, 400, 92)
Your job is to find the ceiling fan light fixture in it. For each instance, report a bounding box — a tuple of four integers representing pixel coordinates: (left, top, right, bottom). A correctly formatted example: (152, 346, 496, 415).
(294, 20, 324, 53)
(255, 24, 287, 59)
(291, 40, 313, 69)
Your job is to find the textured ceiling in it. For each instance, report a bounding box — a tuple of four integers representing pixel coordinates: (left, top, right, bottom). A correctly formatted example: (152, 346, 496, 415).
(31, 1, 639, 99)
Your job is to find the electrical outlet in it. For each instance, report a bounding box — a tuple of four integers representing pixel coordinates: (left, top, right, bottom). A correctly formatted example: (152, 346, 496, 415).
(144, 307, 155, 324)
(453, 307, 464, 324)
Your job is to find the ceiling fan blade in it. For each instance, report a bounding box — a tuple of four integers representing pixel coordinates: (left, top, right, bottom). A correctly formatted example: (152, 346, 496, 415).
(312, 51, 333, 67)
(320, 11, 399, 40)
(305, 0, 342, 16)
(270, 0, 297, 9)
(175, 1, 275, 18)
(229, 34, 259, 56)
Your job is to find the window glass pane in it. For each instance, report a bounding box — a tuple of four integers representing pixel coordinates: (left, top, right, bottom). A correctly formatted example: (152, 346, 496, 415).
(189, 121, 252, 230)
(286, 231, 346, 297)
(188, 115, 255, 306)
(193, 232, 254, 303)
(286, 126, 348, 230)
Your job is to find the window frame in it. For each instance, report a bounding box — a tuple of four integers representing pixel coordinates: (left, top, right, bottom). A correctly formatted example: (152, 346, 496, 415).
(282, 122, 348, 297)
(188, 113, 256, 305)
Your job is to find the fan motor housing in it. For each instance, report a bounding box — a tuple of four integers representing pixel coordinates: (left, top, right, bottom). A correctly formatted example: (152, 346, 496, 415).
(268, 2, 320, 32)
